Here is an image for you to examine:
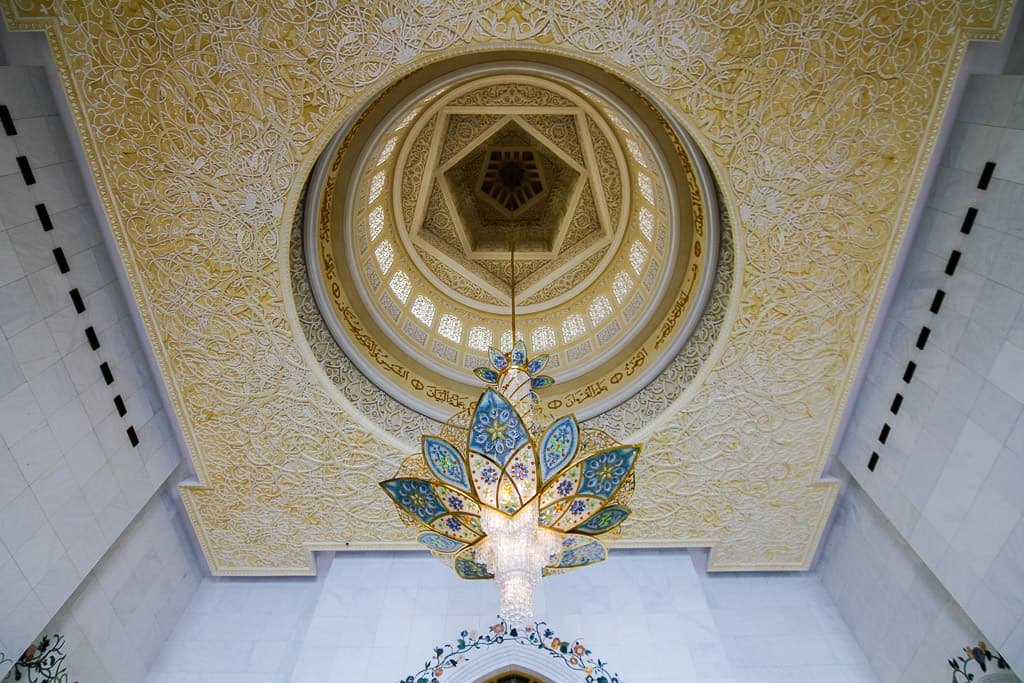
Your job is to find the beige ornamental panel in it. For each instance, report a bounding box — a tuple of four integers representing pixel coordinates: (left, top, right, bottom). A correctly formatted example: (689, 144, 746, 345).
(2, 0, 1013, 573)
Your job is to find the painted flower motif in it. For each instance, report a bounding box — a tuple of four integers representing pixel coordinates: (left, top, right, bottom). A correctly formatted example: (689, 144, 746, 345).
(447, 495, 464, 511)
(573, 643, 586, 656)
(582, 450, 628, 495)
(510, 461, 529, 480)
(445, 517, 462, 533)
(492, 623, 505, 635)
(434, 666, 444, 676)
(429, 443, 460, 478)
(556, 479, 573, 496)
(480, 465, 499, 484)
(472, 406, 523, 458)
(551, 637, 561, 649)
(569, 500, 586, 516)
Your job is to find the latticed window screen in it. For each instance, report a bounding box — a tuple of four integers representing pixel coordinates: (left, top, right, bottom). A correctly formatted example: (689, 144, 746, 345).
(638, 205, 654, 241)
(438, 313, 463, 343)
(589, 295, 612, 326)
(411, 295, 435, 326)
(375, 240, 394, 274)
(468, 325, 493, 351)
(612, 271, 634, 304)
(389, 270, 411, 303)
(561, 314, 586, 343)
(377, 137, 396, 165)
(531, 325, 556, 351)
(637, 172, 654, 204)
(369, 171, 386, 203)
(630, 240, 648, 275)
(368, 205, 385, 240)
(499, 329, 522, 352)
(626, 138, 647, 167)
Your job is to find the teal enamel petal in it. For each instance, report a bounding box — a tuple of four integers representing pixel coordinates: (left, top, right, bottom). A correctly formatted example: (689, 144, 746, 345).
(539, 415, 579, 484)
(531, 375, 555, 389)
(577, 446, 638, 498)
(381, 478, 445, 524)
(468, 389, 528, 467)
(526, 354, 549, 375)
(417, 532, 466, 553)
(455, 558, 493, 579)
(553, 540, 606, 568)
(572, 505, 630, 534)
(423, 436, 471, 493)
(474, 367, 499, 384)
(488, 347, 507, 371)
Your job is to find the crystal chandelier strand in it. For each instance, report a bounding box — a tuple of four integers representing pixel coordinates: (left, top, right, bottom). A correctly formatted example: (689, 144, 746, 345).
(476, 501, 562, 624)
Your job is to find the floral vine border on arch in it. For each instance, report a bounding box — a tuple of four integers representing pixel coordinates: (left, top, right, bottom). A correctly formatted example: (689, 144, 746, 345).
(402, 617, 621, 683)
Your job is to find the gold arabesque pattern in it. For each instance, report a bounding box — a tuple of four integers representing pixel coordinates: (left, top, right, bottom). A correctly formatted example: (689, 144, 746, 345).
(2, 0, 1012, 573)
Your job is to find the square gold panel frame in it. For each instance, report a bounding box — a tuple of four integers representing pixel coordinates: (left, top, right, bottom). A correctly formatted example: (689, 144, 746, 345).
(2, 0, 1013, 574)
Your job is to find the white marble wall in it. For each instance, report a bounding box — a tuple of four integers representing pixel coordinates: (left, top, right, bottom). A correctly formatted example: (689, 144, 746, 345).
(836, 74, 1024, 671)
(818, 480, 988, 683)
(0, 66, 183, 672)
(4, 484, 202, 683)
(146, 550, 878, 683)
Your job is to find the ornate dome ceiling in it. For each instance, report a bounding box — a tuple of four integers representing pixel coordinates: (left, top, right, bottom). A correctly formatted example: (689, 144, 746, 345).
(305, 56, 719, 421)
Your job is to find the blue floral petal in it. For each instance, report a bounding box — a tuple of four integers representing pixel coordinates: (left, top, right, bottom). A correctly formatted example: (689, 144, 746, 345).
(531, 375, 555, 389)
(526, 354, 549, 375)
(488, 347, 507, 371)
(468, 389, 528, 467)
(571, 506, 630, 534)
(455, 558, 493, 579)
(474, 367, 499, 384)
(417, 532, 466, 553)
(510, 340, 528, 366)
(552, 539, 607, 568)
(380, 478, 445, 524)
(576, 446, 639, 498)
(423, 436, 471, 493)
(539, 415, 579, 484)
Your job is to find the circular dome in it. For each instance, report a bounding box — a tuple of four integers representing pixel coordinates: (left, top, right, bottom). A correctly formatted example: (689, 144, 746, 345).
(305, 54, 719, 422)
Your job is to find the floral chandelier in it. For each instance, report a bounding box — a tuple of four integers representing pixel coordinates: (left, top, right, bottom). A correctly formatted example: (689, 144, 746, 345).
(380, 336, 641, 623)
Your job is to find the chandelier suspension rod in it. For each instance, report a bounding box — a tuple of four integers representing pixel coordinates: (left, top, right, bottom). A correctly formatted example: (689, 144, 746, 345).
(509, 229, 517, 345)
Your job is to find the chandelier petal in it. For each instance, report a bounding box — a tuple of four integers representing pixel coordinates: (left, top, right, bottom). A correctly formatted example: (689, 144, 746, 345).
(548, 537, 608, 570)
(417, 532, 467, 554)
(497, 475, 522, 514)
(469, 453, 502, 508)
(576, 446, 638, 498)
(571, 505, 631, 535)
(423, 436, 472, 494)
(380, 478, 446, 524)
(473, 367, 499, 384)
(526, 354, 549, 375)
(428, 513, 482, 543)
(488, 346, 508, 372)
(468, 389, 528, 467)
(435, 484, 482, 515)
(504, 444, 538, 504)
(539, 415, 579, 484)
(455, 554, 494, 580)
(510, 340, 528, 366)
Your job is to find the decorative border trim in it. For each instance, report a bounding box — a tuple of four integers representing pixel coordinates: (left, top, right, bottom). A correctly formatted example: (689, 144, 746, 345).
(402, 618, 622, 683)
